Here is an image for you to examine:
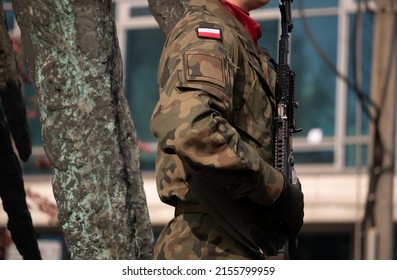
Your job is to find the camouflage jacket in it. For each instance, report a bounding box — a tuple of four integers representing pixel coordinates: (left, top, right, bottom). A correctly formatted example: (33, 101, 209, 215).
(150, 0, 284, 211)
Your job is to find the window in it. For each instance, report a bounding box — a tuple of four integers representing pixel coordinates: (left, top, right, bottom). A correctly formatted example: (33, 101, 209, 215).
(344, 12, 374, 168)
(293, 15, 338, 138)
(124, 28, 165, 170)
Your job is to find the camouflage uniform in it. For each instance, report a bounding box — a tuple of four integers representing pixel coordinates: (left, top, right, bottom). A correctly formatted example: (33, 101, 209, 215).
(150, 0, 285, 259)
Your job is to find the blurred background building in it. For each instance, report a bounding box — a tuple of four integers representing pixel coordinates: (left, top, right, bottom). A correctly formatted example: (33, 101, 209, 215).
(0, 0, 396, 259)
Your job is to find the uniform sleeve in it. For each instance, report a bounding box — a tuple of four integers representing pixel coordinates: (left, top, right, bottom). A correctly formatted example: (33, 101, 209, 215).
(150, 25, 284, 206)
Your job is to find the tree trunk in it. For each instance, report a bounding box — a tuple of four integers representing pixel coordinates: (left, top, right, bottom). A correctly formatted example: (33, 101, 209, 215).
(11, 0, 153, 259)
(148, 0, 189, 36)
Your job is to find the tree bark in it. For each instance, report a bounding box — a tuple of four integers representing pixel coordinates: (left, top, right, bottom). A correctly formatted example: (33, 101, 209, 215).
(148, 0, 189, 36)
(11, 0, 153, 259)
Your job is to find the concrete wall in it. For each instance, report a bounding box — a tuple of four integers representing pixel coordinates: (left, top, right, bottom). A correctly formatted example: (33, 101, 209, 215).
(1, 172, 396, 228)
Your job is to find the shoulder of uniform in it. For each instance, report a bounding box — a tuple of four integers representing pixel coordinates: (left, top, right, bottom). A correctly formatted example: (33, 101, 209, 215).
(168, 11, 238, 49)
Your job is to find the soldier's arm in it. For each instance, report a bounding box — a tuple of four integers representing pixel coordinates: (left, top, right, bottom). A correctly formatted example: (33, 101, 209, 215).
(151, 24, 284, 206)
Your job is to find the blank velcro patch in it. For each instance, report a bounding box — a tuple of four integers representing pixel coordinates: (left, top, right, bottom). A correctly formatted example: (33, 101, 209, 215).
(184, 53, 225, 88)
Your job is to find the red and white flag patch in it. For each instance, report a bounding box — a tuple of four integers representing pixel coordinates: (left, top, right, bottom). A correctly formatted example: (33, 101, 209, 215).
(197, 27, 222, 40)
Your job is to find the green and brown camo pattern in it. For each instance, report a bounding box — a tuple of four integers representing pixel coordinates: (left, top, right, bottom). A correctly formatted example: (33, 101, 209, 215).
(150, 0, 285, 259)
(154, 213, 261, 260)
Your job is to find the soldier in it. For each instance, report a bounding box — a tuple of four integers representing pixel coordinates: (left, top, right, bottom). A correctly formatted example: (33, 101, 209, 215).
(150, 0, 304, 259)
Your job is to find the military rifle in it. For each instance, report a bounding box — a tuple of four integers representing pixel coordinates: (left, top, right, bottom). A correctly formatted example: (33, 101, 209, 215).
(274, 0, 301, 259)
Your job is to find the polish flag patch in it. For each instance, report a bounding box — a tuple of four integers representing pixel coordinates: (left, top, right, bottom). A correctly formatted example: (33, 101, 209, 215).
(197, 27, 222, 40)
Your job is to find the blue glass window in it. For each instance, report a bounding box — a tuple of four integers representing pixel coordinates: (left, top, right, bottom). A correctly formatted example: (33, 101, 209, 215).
(125, 28, 166, 169)
(292, 15, 338, 138)
(258, 20, 279, 59)
(296, 0, 339, 9)
(346, 13, 373, 136)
